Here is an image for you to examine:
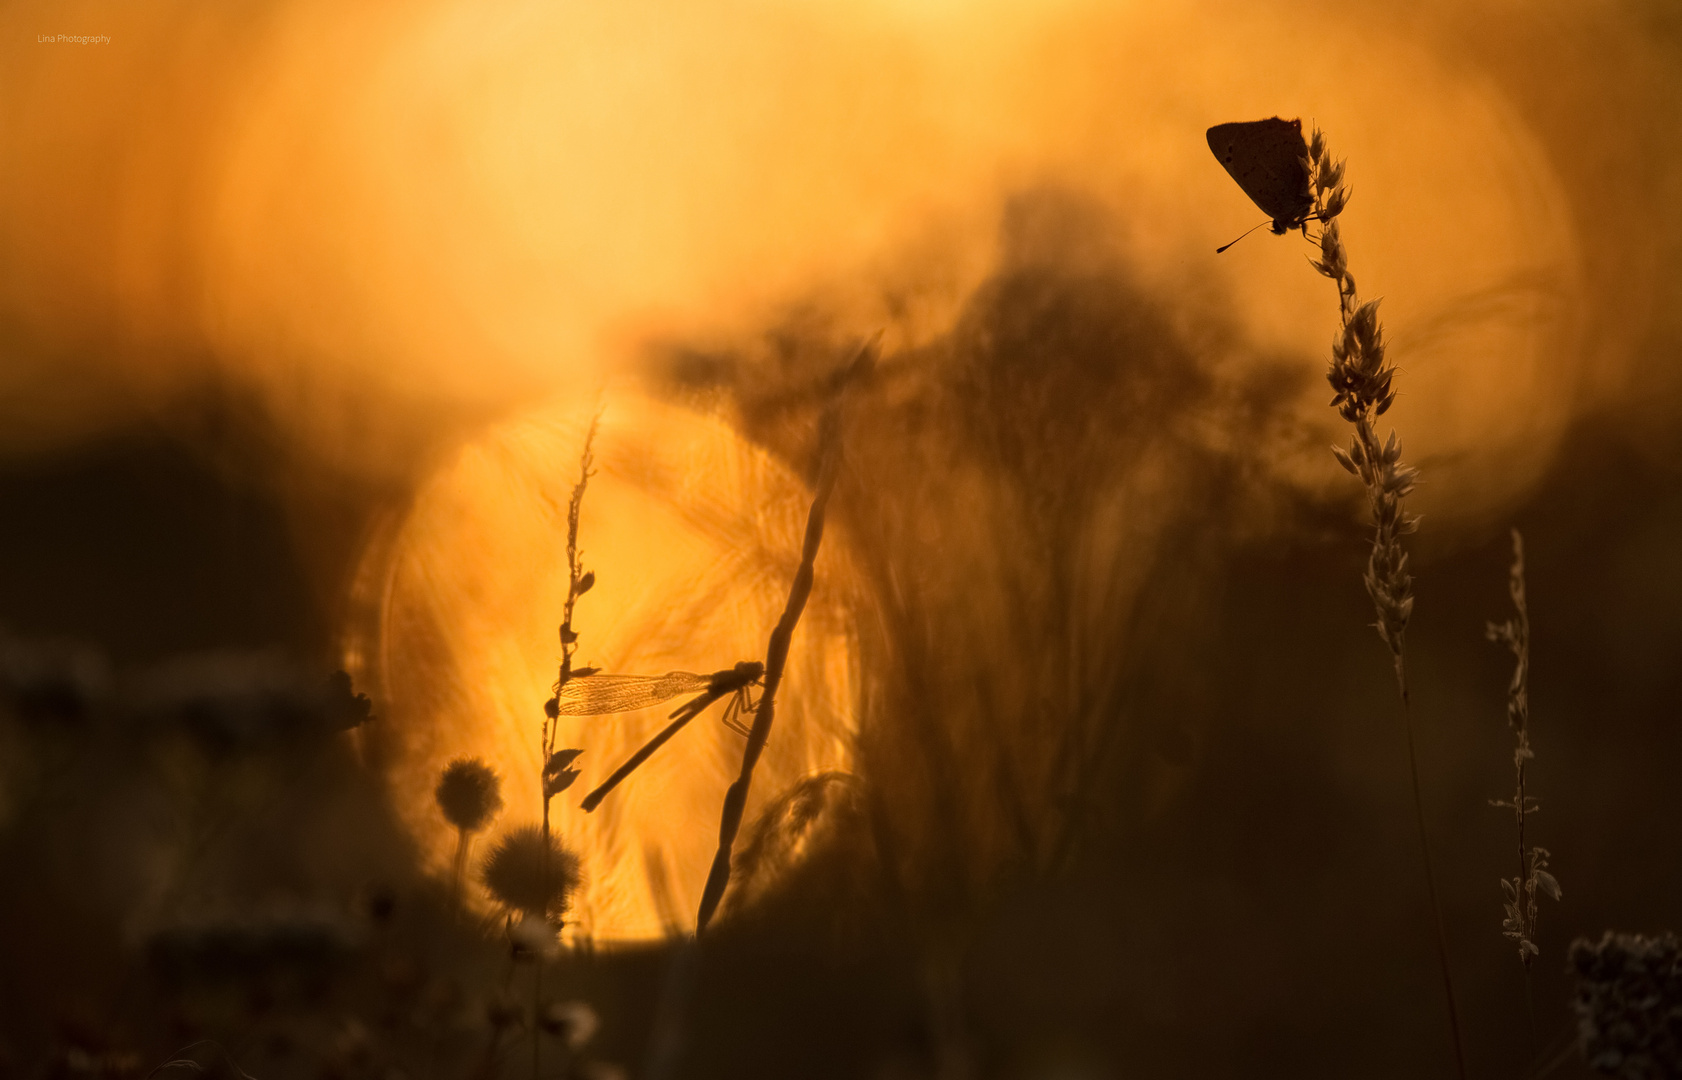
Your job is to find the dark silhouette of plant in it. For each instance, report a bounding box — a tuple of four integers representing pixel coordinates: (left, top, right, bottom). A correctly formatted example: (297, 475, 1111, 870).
(640, 345, 871, 1080)
(1570, 931, 1682, 1078)
(481, 824, 582, 919)
(435, 757, 504, 913)
(1487, 529, 1560, 979)
(527, 418, 595, 1080)
(1304, 124, 1463, 1076)
(695, 343, 872, 934)
(322, 669, 374, 732)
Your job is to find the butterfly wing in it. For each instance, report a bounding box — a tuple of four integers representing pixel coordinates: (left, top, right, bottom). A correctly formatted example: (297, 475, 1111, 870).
(1207, 117, 1313, 230)
(552, 672, 712, 716)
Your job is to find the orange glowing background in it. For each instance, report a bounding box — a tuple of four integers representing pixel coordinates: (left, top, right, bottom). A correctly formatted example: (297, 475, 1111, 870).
(2, 0, 1671, 940)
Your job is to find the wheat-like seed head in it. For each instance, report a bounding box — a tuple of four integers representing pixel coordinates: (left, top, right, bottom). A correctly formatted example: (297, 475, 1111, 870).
(1300, 127, 1466, 1077)
(1307, 128, 1417, 687)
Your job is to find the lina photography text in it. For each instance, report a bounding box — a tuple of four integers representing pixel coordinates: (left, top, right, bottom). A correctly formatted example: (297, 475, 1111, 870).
(38, 34, 111, 44)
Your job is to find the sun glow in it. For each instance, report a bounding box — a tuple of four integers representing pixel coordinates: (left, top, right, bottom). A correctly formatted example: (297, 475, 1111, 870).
(356, 393, 857, 942)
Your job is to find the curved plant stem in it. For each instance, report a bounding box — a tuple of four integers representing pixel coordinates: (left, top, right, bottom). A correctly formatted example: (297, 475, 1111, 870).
(695, 344, 872, 933)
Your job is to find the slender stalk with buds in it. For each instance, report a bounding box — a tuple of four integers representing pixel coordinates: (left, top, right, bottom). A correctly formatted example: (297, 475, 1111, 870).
(1303, 127, 1465, 1079)
(529, 418, 596, 1080)
(1487, 528, 1560, 972)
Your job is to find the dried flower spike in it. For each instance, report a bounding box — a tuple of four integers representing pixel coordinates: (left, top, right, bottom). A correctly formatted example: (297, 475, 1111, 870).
(1486, 529, 1559, 966)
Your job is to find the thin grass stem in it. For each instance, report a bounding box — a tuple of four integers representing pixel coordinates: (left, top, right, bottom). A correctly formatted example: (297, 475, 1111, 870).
(1402, 695, 1467, 1080)
(533, 416, 599, 1080)
(1300, 124, 1466, 1079)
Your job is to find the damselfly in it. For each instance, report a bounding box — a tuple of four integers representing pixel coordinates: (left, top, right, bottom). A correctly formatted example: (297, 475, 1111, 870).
(552, 661, 763, 733)
(561, 660, 766, 813)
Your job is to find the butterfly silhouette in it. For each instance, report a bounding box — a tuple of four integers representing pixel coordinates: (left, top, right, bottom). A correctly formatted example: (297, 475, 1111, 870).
(1207, 117, 1319, 251)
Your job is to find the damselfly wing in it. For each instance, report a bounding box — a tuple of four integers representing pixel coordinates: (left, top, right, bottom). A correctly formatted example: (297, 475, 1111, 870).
(552, 661, 764, 718)
(552, 671, 711, 716)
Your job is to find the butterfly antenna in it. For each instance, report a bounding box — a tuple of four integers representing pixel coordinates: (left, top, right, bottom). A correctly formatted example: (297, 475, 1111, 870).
(1216, 219, 1272, 254)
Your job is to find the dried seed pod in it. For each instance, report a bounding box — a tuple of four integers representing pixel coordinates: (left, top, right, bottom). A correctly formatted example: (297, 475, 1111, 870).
(436, 759, 504, 833)
(481, 826, 582, 917)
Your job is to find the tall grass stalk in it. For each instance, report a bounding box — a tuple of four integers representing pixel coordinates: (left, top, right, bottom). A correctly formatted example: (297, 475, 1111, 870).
(641, 348, 870, 1080)
(532, 418, 598, 1080)
(1307, 127, 1466, 1079)
(694, 344, 872, 933)
(1487, 529, 1560, 1040)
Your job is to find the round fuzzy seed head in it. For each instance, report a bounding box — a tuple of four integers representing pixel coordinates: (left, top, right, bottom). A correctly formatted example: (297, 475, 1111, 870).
(480, 825, 582, 917)
(435, 758, 504, 833)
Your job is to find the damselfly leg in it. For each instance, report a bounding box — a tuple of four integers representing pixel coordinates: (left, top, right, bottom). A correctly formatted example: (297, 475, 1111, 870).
(720, 685, 759, 739)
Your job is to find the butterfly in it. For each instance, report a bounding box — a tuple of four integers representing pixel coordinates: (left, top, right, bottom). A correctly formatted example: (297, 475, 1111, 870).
(1207, 117, 1317, 251)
